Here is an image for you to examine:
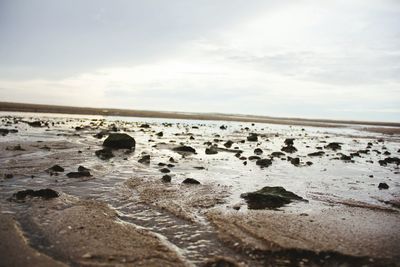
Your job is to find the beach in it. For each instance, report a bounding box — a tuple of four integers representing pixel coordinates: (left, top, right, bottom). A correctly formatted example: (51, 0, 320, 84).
(0, 107, 399, 266)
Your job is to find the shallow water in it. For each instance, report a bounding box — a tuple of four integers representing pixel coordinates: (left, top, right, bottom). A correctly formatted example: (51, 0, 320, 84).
(0, 111, 399, 265)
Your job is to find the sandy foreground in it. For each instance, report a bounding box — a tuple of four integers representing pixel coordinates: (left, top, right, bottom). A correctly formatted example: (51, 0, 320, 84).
(0, 110, 399, 266)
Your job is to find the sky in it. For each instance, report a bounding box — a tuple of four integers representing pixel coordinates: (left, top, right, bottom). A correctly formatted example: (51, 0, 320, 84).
(0, 0, 399, 122)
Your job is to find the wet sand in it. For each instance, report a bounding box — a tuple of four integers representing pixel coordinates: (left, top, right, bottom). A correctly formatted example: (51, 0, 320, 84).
(0, 111, 399, 266)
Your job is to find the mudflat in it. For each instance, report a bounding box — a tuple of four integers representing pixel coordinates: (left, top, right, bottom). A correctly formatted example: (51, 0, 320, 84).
(0, 111, 399, 266)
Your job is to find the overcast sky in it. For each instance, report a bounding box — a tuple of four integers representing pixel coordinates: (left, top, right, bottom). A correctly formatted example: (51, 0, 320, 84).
(0, 0, 399, 121)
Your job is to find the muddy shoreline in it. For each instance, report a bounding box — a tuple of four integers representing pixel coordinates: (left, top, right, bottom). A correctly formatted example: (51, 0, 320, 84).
(2, 101, 400, 129)
(0, 112, 399, 266)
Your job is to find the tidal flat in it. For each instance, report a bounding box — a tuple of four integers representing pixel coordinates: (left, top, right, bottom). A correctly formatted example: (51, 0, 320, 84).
(0, 112, 399, 267)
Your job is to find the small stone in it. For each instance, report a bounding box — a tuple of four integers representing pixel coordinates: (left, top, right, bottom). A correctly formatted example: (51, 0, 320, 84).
(378, 183, 389, 189)
(182, 178, 200, 184)
(162, 175, 171, 183)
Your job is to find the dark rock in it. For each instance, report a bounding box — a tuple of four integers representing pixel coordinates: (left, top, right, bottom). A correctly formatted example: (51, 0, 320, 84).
(167, 164, 175, 168)
(66, 171, 91, 178)
(156, 131, 163, 137)
(0, 128, 10, 136)
(281, 145, 297, 153)
(78, 166, 90, 172)
(205, 147, 218, 155)
(254, 148, 263, 155)
(340, 154, 352, 161)
(162, 175, 171, 183)
(290, 157, 300, 166)
(241, 186, 306, 209)
(378, 183, 389, 189)
(138, 155, 151, 164)
(256, 158, 272, 168)
(194, 166, 205, 170)
(248, 156, 261, 161)
(308, 151, 325, 157)
(325, 142, 342, 151)
(284, 138, 295, 146)
(28, 121, 42, 127)
(182, 178, 200, 184)
(383, 151, 391, 156)
(47, 165, 64, 173)
(160, 168, 170, 173)
(306, 161, 313, 166)
(95, 148, 114, 160)
(224, 140, 233, 148)
(379, 157, 400, 166)
(220, 125, 227, 130)
(271, 151, 285, 157)
(173, 146, 196, 154)
(4, 173, 13, 179)
(247, 134, 258, 142)
(12, 188, 59, 200)
(358, 149, 369, 154)
(103, 133, 136, 149)
(140, 124, 150, 128)
(190, 136, 195, 140)
(169, 157, 176, 163)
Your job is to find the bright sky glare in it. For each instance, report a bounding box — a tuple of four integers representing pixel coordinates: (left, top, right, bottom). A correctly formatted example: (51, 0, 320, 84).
(0, 0, 399, 121)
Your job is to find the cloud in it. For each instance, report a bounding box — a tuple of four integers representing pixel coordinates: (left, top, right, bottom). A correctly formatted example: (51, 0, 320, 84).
(0, 0, 399, 121)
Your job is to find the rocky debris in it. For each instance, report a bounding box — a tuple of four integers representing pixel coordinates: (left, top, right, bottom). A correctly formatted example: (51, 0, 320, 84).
(194, 166, 205, 170)
(27, 121, 43, 127)
(378, 157, 400, 166)
(160, 168, 170, 173)
(140, 123, 150, 128)
(182, 178, 200, 184)
(173, 145, 196, 154)
(290, 157, 300, 166)
(247, 133, 258, 142)
(0, 128, 18, 136)
(271, 151, 285, 157)
(11, 188, 59, 201)
(325, 142, 342, 151)
(66, 171, 91, 178)
(224, 140, 233, 148)
(378, 183, 389, 189)
(138, 155, 151, 164)
(284, 138, 295, 146)
(241, 186, 307, 209)
(256, 158, 272, 168)
(205, 147, 218, 155)
(78, 166, 90, 172)
(46, 165, 64, 173)
(248, 156, 261, 161)
(340, 154, 352, 161)
(281, 145, 297, 153)
(308, 151, 325, 157)
(103, 133, 136, 149)
(95, 148, 114, 160)
(254, 148, 263, 155)
(162, 175, 172, 183)
(4, 173, 13, 179)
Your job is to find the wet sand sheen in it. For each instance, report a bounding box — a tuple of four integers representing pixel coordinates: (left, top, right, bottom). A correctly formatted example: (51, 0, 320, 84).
(0, 112, 399, 266)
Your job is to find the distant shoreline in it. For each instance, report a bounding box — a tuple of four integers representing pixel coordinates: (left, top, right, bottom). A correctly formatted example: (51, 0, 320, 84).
(1, 101, 400, 129)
